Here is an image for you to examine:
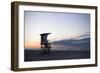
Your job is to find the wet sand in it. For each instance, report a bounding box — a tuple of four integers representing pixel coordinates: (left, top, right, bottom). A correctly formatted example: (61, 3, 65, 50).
(24, 49, 90, 61)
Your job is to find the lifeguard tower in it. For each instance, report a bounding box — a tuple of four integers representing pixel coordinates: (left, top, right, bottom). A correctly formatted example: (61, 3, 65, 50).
(40, 33, 51, 55)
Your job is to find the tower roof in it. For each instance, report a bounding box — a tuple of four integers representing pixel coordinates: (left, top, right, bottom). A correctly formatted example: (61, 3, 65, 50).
(40, 33, 51, 36)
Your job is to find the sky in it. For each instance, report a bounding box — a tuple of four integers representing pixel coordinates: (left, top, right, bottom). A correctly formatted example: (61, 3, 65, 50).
(24, 11, 90, 50)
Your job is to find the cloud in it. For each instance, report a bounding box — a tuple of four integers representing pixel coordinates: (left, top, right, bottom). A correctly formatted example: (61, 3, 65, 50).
(74, 32, 90, 40)
(51, 33, 90, 51)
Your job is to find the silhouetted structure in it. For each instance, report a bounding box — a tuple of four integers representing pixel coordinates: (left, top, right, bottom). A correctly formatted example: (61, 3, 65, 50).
(40, 33, 51, 55)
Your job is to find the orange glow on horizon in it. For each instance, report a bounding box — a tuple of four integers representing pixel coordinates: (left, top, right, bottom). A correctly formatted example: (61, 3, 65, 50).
(25, 41, 41, 49)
